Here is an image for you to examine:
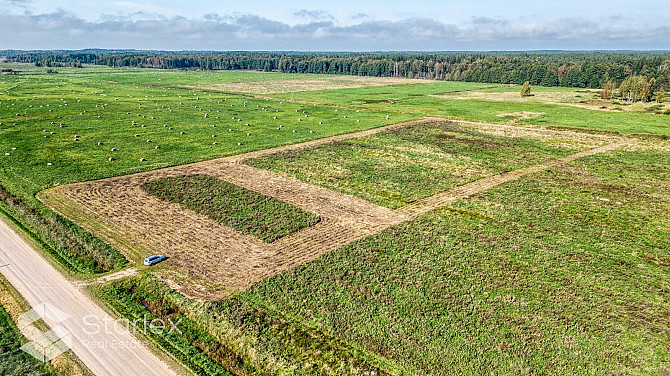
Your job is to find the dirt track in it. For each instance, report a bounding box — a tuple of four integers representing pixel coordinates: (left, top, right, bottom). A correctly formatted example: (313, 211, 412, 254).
(39, 119, 631, 299)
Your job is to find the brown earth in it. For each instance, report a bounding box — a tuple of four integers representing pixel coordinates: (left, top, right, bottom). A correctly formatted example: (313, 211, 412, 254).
(38, 118, 631, 300)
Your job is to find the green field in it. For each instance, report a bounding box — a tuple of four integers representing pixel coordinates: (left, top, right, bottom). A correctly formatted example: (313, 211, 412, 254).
(99, 140, 670, 375)
(247, 120, 613, 208)
(0, 65, 413, 273)
(238, 142, 670, 374)
(1, 64, 669, 375)
(141, 175, 320, 242)
(271, 84, 670, 135)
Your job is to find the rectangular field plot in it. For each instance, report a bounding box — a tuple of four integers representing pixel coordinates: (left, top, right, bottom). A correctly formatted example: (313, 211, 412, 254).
(237, 141, 670, 375)
(141, 174, 320, 243)
(246, 119, 620, 208)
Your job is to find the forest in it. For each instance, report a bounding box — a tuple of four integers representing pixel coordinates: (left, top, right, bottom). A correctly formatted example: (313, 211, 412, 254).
(3, 50, 670, 90)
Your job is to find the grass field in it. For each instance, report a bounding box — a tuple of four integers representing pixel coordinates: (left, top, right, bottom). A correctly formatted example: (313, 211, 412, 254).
(0, 65, 413, 274)
(270, 84, 670, 136)
(141, 175, 320, 242)
(247, 120, 617, 208)
(236, 140, 670, 374)
(2, 64, 669, 375)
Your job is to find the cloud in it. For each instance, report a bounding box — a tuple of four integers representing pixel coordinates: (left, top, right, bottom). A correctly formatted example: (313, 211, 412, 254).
(1, 0, 30, 7)
(471, 16, 508, 26)
(293, 9, 334, 22)
(0, 10, 668, 51)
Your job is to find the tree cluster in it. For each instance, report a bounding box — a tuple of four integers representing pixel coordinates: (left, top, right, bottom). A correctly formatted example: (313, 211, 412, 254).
(618, 75, 655, 102)
(5, 51, 670, 90)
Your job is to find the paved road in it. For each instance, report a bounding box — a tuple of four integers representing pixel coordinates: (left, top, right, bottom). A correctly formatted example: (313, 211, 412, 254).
(0, 217, 178, 376)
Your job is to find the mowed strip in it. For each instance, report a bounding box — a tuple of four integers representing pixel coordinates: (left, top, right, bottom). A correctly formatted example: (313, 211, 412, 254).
(39, 119, 631, 299)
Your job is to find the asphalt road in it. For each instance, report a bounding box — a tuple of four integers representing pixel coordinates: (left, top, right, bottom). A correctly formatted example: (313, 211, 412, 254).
(0, 217, 178, 376)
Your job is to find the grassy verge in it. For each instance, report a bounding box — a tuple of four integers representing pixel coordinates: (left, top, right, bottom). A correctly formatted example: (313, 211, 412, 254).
(0, 275, 91, 376)
(141, 175, 320, 242)
(0, 183, 127, 274)
(96, 274, 400, 375)
(247, 120, 611, 208)
(0, 304, 55, 376)
(235, 140, 670, 374)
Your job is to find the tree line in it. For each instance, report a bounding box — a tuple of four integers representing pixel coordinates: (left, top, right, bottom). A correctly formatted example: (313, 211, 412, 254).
(5, 50, 670, 90)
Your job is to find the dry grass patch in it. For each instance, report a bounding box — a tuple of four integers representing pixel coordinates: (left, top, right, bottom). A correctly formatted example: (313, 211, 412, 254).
(193, 75, 427, 94)
(436, 89, 670, 113)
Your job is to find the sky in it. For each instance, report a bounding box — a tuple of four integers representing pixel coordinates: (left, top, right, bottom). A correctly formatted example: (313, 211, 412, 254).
(1, 0, 669, 51)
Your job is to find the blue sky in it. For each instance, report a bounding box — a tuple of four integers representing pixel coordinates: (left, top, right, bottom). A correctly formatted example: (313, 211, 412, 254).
(1, 0, 669, 50)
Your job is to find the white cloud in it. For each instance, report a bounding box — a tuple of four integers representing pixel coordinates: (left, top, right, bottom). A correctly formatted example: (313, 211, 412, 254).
(0, 11, 668, 50)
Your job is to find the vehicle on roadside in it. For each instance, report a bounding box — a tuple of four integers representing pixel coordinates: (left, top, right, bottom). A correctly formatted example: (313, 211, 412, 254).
(143, 255, 166, 266)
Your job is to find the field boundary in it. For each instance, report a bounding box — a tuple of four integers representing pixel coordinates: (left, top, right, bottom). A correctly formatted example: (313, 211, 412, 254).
(38, 118, 632, 299)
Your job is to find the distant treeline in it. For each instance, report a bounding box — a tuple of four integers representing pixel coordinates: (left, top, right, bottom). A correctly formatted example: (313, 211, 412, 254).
(6, 51, 670, 89)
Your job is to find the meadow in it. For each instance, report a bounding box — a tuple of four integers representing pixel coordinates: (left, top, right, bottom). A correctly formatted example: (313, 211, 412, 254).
(99, 139, 668, 375)
(141, 174, 320, 243)
(0, 65, 413, 273)
(1, 63, 669, 375)
(270, 84, 670, 136)
(247, 119, 617, 208)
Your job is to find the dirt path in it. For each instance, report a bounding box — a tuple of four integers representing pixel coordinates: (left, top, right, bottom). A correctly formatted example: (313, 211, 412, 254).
(39, 119, 631, 299)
